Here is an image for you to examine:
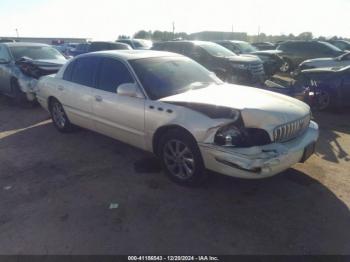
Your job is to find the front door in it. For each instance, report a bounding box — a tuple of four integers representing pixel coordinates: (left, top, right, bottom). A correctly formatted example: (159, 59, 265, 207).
(91, 58, 146, 149)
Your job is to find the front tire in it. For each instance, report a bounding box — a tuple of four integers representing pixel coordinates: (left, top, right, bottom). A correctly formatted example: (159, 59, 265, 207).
(49, 98, 74, 133)
(158, 129, 206, 186)
(316, 89, 332, 111)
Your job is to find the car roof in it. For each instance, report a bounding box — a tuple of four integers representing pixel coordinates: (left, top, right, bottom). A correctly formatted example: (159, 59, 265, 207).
(158, 40, 214, 46)
(80, 50, 182, 60)
(1, 42, 50, 47)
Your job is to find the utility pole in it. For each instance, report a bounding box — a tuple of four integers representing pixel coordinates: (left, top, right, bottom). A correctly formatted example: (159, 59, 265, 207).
(15, 28, 19, 38)
(257, 26, 260, 41)
(172, 22, 175, 38)
(232, 24, 234, 39)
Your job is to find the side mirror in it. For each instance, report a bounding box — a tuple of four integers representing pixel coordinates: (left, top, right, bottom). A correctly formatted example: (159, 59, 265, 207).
(117, 83, 143, 98)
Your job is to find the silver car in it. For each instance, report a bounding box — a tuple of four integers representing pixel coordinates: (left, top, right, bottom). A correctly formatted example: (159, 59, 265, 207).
(36, 50, 319, 186)
(0, 43, 66, 104)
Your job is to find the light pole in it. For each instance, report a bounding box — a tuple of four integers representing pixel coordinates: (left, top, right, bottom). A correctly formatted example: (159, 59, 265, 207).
(15, 28, 19, 38)
(172, 22, 175, 38)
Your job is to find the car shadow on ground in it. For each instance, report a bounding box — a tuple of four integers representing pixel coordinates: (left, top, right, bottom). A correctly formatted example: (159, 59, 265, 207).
(0, 95, 50, 133)
(312, 108, 350, 163)
(0, 117, 349, 254)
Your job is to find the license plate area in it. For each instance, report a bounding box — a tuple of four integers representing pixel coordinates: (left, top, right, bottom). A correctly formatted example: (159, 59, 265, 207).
(301, 142, 316, 163)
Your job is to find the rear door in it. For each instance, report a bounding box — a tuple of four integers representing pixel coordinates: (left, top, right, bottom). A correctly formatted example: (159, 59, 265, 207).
(58, 56, 100, 130)
(91, 57, 146, 149)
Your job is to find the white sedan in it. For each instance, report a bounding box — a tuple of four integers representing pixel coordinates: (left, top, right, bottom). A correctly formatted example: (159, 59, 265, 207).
(36, 50, 319, 186)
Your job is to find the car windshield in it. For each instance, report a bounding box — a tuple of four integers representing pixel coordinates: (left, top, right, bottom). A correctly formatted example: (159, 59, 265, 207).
(320, 42, 343, 52)
(236, 42, 258, 53)
(133, 39, 153, 48)
(129, 56, 222, 100)
(10, 46, 66, 61)
(197, 42, 236, 57)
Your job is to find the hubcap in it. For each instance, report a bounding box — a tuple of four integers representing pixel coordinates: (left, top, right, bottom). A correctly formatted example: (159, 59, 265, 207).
(317, 91, 330, 110)
(52, 102, 66, 128)
(163, 139, 195, 180)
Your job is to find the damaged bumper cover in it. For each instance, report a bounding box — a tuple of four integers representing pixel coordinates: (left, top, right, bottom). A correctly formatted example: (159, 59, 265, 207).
(199, 121, 319, 179)
(18, 76, 39, 101)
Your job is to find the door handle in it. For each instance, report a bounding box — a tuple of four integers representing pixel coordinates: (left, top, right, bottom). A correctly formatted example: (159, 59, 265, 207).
(95, 95, 103, 102)
(57, 85, 64, 91)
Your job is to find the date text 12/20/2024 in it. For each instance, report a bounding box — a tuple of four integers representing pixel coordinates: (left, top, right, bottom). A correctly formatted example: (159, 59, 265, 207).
(128, 256, 220, 261)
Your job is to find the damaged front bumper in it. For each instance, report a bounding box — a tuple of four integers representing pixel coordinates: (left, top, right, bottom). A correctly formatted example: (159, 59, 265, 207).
(18, 76, 38, 101)
(198, 121, 319, 179)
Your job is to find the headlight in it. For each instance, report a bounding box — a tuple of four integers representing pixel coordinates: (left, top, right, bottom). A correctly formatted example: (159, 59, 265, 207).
(231, 63, 248, 70)
(214, 125, 244, 147)
(214, 125, 272, 148)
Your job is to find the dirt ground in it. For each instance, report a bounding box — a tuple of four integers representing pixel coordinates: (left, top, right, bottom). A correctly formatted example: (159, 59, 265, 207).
(0, 95, 349, 255)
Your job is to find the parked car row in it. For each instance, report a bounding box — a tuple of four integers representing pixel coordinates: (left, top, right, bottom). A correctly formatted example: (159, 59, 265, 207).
(67, 39, 153, 57)
(151, 40, 266, 85)
(33, 50, 319, 185)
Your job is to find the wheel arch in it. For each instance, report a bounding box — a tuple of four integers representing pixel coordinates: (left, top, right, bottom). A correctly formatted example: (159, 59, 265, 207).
(152, 125, 197, 156)
(48, 96, 59, 111)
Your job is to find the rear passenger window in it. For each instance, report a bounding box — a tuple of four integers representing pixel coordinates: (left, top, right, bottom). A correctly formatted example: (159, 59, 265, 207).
(63, 61, 75, 81)
(97, 58, 134, 93)
(71, 57, 101, 87)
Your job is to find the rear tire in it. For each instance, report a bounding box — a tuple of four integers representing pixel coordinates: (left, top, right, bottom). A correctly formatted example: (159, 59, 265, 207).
(49, 98, 74, 133)
(158, 129, 206, 186)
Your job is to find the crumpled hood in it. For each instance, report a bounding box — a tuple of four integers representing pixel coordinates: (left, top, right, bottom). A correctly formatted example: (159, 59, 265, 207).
(161, 83, 310, 129)
(30, 59, 66, 70)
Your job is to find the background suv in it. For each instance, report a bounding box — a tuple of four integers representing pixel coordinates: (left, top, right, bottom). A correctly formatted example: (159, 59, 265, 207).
(152, 41, 265, 85)
(215, 40, 283, 76)
(277, 41, 344, 72)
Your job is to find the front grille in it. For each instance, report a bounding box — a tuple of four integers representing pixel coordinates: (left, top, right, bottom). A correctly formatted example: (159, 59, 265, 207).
(249, 62, 265, 76)
(273, 114, 311, 143)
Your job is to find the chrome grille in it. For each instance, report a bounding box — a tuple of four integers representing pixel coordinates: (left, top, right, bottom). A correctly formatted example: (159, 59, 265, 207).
(249, 62, 265, 76)
(273, 114, 311, 143)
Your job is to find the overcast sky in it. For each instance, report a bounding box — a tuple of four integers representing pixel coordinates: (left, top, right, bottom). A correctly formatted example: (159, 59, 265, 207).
(1, 0, 349, 40)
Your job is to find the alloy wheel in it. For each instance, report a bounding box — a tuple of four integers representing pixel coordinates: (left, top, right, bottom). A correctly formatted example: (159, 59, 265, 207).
(52, 102, 66, 129)
(163, 139, 195, 180)
(280, 61, 290, 72)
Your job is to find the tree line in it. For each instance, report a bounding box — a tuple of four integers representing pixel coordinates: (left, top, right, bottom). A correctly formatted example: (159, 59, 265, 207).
(118, 30, 349, 43)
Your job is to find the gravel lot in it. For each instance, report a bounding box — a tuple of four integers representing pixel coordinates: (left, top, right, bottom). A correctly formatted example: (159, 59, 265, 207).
(0, 95, 349, 255)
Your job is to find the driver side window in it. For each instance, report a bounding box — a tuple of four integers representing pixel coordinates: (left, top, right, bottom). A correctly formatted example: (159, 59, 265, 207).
(97, 58, 134, 93)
